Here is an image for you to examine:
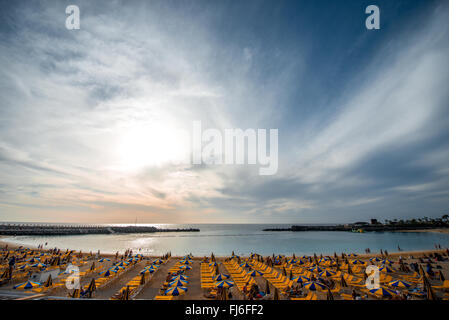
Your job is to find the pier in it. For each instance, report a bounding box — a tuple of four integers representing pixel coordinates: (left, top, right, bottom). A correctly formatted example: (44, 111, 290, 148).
(0, 224, 199, 236)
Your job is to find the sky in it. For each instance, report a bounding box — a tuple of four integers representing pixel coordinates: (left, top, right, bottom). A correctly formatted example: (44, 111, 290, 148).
(0, 0, 448, 224)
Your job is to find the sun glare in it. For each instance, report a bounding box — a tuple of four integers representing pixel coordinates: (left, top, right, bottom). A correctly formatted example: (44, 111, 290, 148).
(117, 123, 190, 171)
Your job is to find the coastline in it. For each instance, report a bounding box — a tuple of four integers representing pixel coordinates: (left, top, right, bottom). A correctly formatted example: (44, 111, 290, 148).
(1, 235, 447, 259)
(396, 228, 449, 234)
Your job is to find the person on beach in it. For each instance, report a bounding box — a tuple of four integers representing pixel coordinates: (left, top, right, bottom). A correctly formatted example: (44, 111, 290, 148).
(426, 263, 434, 278)
(243, 282, 249, 295)
(8, 255, 16, 279)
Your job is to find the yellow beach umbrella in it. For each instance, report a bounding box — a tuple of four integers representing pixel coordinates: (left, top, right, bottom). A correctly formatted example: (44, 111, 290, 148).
(215, 280, 234, 288)
(165, 286, 187, 296)
(303, 281, 327, 291)
(13, 281, 41, 290)
(369, 287, 397, 297)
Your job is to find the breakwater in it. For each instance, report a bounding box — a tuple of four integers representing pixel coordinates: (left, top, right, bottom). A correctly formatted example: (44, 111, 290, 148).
(263, 225, 348, 232)
(0, 224, 200, 236)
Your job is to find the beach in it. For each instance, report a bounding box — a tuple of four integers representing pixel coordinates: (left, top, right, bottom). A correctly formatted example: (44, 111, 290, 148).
(1, 233, 449, 301)
(2, 225, 449, 301)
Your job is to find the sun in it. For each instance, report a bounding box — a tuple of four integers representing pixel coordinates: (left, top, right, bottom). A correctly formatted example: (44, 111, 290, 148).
(116, 122, 190, 171)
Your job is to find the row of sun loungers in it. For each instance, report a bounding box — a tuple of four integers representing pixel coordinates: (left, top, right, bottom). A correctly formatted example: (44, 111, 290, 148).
(222, 260, 255, 292)
(111, 259, 167, 300)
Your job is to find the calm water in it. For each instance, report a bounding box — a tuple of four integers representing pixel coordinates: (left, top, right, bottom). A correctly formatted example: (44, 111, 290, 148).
(3, 224, 449, 256)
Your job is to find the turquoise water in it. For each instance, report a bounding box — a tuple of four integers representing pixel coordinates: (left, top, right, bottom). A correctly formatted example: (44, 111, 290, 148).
(3, 224, 449, 256)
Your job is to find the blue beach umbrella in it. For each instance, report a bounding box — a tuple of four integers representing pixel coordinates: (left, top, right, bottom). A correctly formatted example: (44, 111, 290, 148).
(13, 281, 41, 290)
(214, 274, 230, 281)
(172, 275, 189, 281)
(309, 266, 323, 273)
(179, 265, 192, 270)
(140, 268, 154, 275)
(291, 276, 310, 283)
(153, 259, 164, 264)
(240, 262, 252, 268)
(100, 270, 111, 277)
(109, 266, 122, 272)
(169, 279, 189, 287)
(379, 265, 395, 273)
(370, 287, 397, 297)
(165, 286, 187, 296)
(389, 280, 411, 288)
(145, 265, 157, 271)
(247, 270, 263, 277)
(98, 258, 111, 262)
(215, 280, 234, 288)
(319, 270, 336, 277)
(31, 263, 47, 268)
(209, 262, 218, 267)
(18, 264, 30, 270)
(303, 281, 327, 291)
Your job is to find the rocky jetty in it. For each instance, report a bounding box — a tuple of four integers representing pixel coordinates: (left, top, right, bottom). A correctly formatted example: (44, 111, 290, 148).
(0, 224, 200, 236)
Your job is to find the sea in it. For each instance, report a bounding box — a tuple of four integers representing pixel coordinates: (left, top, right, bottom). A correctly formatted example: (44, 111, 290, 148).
(2, 223, 449, 256)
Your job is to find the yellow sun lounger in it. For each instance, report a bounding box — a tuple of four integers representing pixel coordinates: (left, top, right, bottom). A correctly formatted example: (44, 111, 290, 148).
(155, 295, 174, 300)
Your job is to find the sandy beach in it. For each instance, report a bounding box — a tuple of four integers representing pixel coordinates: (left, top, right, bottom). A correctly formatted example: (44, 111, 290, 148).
(1, 234, 449, 301)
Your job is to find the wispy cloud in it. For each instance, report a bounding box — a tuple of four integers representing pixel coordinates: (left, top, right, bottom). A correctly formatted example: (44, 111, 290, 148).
(0, 0, 448, 223)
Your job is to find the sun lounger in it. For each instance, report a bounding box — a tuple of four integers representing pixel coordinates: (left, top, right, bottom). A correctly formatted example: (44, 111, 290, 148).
(155, 295, 174, 300)
(340, 293, 354, 300)
(290, 291, 317, 300)
(432, 280, 449, 290)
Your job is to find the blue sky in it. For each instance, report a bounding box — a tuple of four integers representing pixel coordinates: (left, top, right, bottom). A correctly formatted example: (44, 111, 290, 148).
(0, 0, 448, 223)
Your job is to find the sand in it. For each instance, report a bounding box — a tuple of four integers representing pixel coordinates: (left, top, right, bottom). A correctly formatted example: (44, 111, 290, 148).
(2, 234, 449, 300)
